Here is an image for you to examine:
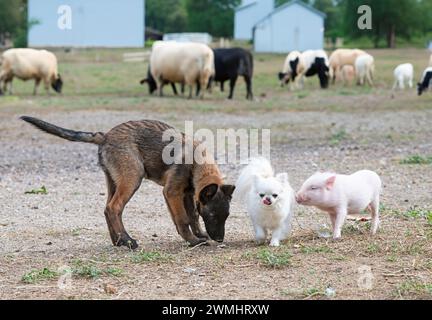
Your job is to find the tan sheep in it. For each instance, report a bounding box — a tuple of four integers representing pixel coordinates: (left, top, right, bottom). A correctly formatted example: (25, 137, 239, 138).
(0, 48, 63, 95)
(329, 49, 367, 84)
(149, 41, 214, 99)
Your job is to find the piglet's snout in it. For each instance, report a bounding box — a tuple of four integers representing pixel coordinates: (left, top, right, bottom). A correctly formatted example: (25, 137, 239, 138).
(295, 193, 305, 204)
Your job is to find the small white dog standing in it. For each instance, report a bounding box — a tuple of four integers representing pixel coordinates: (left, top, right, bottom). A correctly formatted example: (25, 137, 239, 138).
(296, 170, 382, 239)
(234, 158, 295, 247)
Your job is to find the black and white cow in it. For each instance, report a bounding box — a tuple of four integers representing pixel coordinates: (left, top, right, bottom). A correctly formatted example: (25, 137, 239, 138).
(418, 67, 432, 96)
(211, 48, 254, 100)
(278, 50, 330, 89)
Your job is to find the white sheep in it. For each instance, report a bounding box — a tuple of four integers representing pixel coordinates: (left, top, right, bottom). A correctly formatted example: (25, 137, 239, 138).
(392, 63, 414, 90)
(0, 48, 62, 95)
(355, 54, 375, 86)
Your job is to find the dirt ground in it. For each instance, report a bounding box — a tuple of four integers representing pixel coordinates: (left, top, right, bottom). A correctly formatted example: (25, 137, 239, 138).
(0, 49, 432, 300)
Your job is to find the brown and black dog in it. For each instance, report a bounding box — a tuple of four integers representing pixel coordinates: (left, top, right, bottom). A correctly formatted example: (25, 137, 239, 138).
(21, 117, 235, 249)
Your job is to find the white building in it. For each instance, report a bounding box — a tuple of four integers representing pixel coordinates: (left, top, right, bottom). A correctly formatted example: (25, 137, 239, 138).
(163, 33, 213, 45)
(234, 0, 275, 41)
(28, 0, 145, 47)
(253, 0, 326, 53)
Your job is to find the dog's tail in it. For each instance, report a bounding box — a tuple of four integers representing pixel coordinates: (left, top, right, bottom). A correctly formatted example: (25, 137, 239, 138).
(233, 157, 274, 203)
(21, 116, 105, 145)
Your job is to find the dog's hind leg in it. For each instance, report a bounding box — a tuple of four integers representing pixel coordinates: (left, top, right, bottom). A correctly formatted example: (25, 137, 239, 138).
(104, 174, 142, 250)
(184, 193, 209, 240)
(103, 171, 117, 242)
(102, 153, 144, 250)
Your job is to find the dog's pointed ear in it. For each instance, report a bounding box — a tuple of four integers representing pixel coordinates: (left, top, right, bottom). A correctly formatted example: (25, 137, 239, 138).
(276, 173, 289, 184)
(199, 184, 218, 204)
(221, 184, 235, 198)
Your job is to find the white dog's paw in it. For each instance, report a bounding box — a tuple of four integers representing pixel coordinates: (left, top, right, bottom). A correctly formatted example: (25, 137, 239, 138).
(270, 240, 280, 247)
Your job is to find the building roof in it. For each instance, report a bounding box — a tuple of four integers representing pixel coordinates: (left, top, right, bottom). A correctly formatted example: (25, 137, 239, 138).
(254, 0, 326, 27)
(235, 1, 257, 12)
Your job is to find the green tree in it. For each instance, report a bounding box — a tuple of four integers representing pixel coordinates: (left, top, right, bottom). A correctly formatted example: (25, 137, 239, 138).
(0, 0, 24, 45)
(146, 0, 187, 33)
(185, 0, 241, 37)
(343, 0, 421, 48)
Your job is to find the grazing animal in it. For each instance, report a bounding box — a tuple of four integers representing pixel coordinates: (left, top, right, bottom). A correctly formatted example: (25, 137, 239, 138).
(211, 48, 254, 100)
(340, 65, 355, 86)
(355, 54, 375, 86)
(149, 41, 215, 99)
(417, 67, 432, 96)
(329, 49, 367, 84)
(278, 51, 302, 89)
(234, 158, 295, 247)
(296, 170, 382, 239)
(392, 63, 414, 90)
(279, 50, 330, 89)
(140, 65, 179, 95)
(21, 116, 235, 249)
(0, 48, 63, 95)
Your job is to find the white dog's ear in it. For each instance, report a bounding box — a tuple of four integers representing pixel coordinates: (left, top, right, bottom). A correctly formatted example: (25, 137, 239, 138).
(276, 173, 289, 184)
(252, 174, 261, 188)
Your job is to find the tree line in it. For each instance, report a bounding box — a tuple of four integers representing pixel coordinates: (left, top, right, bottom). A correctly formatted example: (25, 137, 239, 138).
(1, 0, 431, 48)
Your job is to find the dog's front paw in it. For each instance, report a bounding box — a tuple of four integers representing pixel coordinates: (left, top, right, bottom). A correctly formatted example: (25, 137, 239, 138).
(270, 240, 280, 247)
(188, 237, 208, 247)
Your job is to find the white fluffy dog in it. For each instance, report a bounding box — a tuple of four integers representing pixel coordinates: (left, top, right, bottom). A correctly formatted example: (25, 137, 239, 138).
(234, 158, 295, 246)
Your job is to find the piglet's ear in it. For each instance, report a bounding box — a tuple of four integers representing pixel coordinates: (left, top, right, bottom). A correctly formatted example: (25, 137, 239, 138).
(326, 176, 336, 189)
(199, 184, 218, 204)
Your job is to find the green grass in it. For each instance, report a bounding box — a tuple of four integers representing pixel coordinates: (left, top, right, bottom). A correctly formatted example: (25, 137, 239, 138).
(391, 207, 432, 223)
(24, 186, 48, 195)
(130, 250, 172, 264)
(71, 260, 124, 279)
(395, 280, 432, 298)
(22, 268, 58, 284)
(256, 248, 291, 268)
(300, 245, 333, 254)
(330, 129, 348, 145)
(400, 155, 432, 165)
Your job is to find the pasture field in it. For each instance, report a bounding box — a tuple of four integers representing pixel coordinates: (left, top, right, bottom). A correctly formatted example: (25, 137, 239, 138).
(0, 48, 432, 300)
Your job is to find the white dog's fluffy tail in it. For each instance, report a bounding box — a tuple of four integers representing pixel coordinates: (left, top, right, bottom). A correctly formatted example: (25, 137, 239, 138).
(233, 157, 274, 202)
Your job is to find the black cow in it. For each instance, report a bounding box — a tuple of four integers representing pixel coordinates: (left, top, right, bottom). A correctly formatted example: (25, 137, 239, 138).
(212, 48, 254, 100)
(418, 68, 432, 96)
